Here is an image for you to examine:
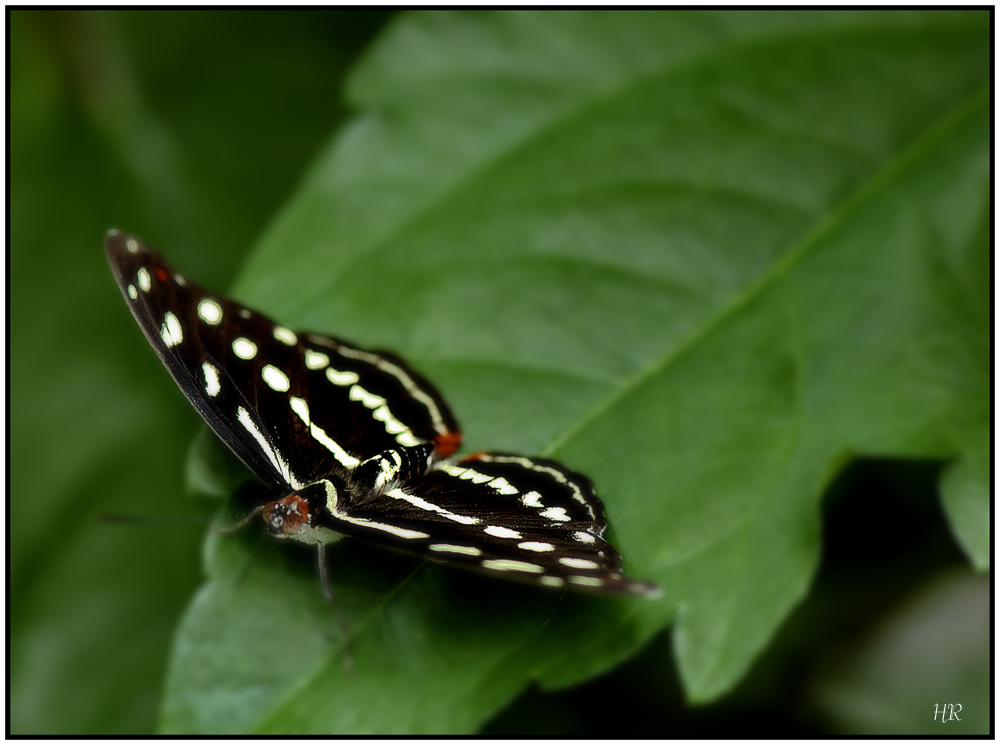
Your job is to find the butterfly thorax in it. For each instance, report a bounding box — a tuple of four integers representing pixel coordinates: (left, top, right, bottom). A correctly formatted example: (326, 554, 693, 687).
(348, 443, 435, 501)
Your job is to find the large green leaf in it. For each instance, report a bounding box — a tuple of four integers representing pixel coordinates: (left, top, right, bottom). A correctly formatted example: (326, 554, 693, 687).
(160, 10, 990, 734)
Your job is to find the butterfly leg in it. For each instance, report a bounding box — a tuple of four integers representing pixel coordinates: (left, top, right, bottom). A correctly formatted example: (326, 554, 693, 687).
(317, 542, 354, 675)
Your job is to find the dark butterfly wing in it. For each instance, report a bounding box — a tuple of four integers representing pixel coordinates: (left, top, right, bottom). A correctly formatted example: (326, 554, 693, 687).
(105, 230, 461, 492)
(318, 452, 657, 596)
(108, 231, 656, 597)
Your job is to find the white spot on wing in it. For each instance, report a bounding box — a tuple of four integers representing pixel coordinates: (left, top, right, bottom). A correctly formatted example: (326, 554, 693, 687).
(326, 368, 359, 386)
(137, 268, 151, 292)
(482, 559, 543, 574)
(262, 365, 290, 392)
(239, 309, 251, 319)
(197, 299, 223, 325)
(559, 557, 599, 570)
(430, 544, 482, 557)
(487, 477, 519, 495)
(540, 507, 571, 523)
(233, 337, 257, 359)
(568, 576, 605, 587)
(305, 350, 329, 369)
(349, 385, 384, 408)
(518, 541, 555, 552)
(437, 463, 493, 485)
(521, 491, 543, 508)
(540, 576, 566, 588)
(273, 326, 297, 346)
(127, 285, 137, 300)
(126, 238, 139, 253)
(395, 432, 421, 447)
(160, 312, 183, 347)
(573, 531, 596, 544)
(373, 405, 408, 434)
(202, 362, 221, 397)
(484, 525, 521, 539)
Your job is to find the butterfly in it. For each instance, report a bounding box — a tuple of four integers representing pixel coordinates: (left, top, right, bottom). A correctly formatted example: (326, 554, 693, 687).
(105, 230, 657, 599)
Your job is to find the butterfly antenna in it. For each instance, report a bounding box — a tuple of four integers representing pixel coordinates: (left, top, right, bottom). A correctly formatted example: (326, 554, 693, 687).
(211, 504, 265, 534)
(318, 543, 354, 676)
(97, 512, 208, 527)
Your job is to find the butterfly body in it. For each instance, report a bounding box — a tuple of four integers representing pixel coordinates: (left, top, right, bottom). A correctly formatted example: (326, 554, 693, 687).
(106, 230, 656, 597)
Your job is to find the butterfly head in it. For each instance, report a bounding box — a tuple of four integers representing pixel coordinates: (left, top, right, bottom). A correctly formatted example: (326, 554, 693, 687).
(263, 494, 313, 537)
(262, 479, 343, 545)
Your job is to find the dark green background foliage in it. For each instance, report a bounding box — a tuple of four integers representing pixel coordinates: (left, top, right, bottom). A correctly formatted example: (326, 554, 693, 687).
(10, 10, 989, 735)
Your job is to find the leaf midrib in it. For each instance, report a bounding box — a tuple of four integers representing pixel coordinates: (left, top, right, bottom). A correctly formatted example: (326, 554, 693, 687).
(544, 83, 989, 457)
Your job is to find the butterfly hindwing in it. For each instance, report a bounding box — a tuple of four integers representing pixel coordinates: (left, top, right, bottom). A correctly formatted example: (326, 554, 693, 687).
(314, 452, 656, 595)
(105, 231, 461, 492)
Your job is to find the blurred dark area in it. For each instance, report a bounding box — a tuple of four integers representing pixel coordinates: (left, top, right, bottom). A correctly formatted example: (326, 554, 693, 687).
(485, 459, 984, 736)
(9, 9, 395, 734)
(11, 8, 393, 277)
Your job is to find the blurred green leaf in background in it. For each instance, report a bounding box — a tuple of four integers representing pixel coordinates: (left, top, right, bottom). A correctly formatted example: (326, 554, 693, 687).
(10, 9, 990, 735)
(10, 8, 392, 734)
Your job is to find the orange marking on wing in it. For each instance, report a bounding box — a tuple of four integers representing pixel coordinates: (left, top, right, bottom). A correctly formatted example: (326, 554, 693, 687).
(459, 451, 489, 462)
(434, 430, 463, 458)
(155, 266, 170, 282)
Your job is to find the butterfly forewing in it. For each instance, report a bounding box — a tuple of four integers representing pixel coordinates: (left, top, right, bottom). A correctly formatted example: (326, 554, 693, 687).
(105, 231, 461, 492)
(302, 335, 460, 461)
